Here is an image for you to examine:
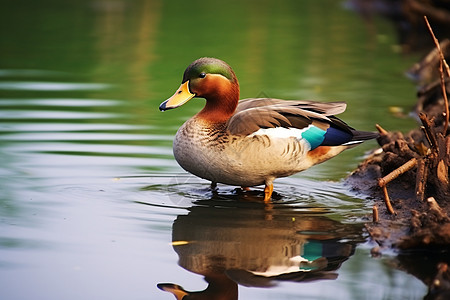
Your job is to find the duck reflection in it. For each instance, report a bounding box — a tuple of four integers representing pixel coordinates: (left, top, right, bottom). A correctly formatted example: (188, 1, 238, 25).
(158, 198, 363, 299)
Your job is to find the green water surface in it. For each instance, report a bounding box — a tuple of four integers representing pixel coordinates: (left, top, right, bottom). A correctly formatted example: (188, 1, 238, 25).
(0, 1, 427, 299)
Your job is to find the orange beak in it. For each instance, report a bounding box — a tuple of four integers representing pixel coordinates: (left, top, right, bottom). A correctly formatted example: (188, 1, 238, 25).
(159, 81, 195, 111)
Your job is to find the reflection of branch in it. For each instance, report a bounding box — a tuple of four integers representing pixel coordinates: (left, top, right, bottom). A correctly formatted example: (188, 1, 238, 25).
(424, 16, 449, 135)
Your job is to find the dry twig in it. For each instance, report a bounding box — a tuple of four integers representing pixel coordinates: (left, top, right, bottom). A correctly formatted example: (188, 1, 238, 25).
(415, 158, 428, 201)
(378, 158, 418, 188)
(375, 17, 450, 215)
(420, 112, 439, 151)
(373, 205, 379, 223)
(378, 158, 418, 215)
(424, 16, 450, 135)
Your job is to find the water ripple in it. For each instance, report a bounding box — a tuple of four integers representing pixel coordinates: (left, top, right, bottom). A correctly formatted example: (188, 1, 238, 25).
(0, 132, 170, 142)
(0, 123, 151, 132)
(0, 81, 111, 91)
(0, 69, 70, 78)
(0, 110, 120, 119)
(0, 98, 122, 107)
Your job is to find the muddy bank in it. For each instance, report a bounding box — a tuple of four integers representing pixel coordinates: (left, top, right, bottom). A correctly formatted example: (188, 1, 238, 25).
(347, 109, 450, 250)
(345, 38, 450, 298)
(346, 37, 450, 248)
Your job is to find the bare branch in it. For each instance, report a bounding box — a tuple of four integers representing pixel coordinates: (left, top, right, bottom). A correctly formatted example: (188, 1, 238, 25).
(424, 16, 449, 135)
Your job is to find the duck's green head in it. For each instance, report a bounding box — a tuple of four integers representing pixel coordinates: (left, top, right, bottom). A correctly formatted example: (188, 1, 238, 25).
(159, 57, 239, 112)
(182, 57, 236, 83)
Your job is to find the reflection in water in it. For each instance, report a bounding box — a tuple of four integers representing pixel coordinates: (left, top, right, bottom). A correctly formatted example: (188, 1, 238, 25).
(397, 251, 450, 300)
(158, 198, 363, 299)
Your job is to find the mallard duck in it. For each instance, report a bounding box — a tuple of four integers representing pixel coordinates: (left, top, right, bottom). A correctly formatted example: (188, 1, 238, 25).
(160, 57, 377, 202)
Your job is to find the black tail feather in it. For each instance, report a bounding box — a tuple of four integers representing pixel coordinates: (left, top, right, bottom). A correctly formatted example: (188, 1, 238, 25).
(351, 130, 379, 141)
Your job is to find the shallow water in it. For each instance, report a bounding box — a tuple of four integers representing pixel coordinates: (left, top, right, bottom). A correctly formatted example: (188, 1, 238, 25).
(0, 0, 429, 299)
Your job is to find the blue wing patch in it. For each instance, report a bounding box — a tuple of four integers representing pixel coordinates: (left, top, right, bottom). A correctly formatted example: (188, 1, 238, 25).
(301, 126, 353, 149)
(301, 126, 326, 149)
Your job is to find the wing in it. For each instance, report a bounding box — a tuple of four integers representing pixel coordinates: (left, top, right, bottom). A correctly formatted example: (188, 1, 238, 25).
(227, 98, 377, 149)
(235, 98, 347, 115)
(228, 98, 349, 135)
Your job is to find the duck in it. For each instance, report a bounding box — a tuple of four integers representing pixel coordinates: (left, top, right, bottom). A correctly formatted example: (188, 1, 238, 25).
(159, 57, 378, 203)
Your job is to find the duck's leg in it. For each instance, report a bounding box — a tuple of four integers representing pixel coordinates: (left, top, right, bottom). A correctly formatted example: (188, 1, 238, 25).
(241, 186, 250, 191)
(263, 183, 274, 203)
(210, 181, 217, 190)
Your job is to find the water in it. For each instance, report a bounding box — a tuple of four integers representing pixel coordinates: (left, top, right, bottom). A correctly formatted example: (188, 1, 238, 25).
(0, 0, 429, 299)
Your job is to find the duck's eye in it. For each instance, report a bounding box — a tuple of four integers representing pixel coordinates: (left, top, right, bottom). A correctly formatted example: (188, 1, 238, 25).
(199, 72, 206, 78)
